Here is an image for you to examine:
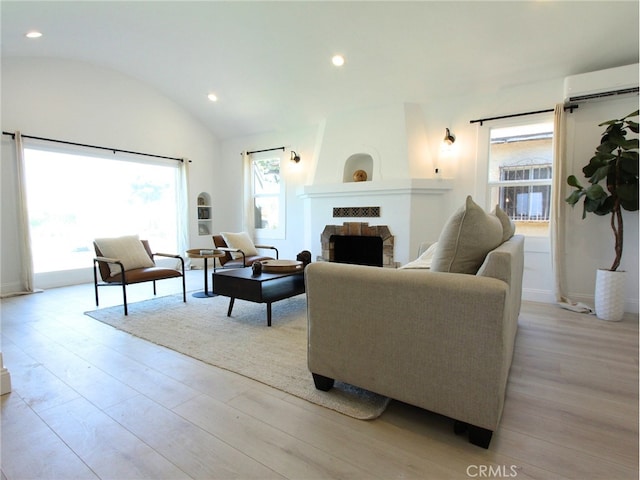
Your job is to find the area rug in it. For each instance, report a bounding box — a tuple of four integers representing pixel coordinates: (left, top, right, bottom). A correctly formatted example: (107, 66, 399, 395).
(85, 294, 389, 419)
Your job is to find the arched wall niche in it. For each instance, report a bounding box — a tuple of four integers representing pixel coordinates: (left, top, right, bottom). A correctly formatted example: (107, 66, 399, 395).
(343, 153, 374, 182)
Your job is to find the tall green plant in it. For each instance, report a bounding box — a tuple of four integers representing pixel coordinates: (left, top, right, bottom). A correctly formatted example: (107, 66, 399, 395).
(566, 110, 639, 271)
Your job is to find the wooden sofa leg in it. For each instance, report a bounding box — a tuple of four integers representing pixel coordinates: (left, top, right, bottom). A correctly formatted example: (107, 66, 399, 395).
(453, 421, 493, 449)
(312, 373, 335, 391)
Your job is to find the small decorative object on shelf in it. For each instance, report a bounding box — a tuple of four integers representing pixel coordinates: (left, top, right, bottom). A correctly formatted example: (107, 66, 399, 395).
(353, 169, 368, 182)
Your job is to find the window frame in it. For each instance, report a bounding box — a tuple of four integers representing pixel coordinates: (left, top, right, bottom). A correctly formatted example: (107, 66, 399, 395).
(22, 140, 183, 278)
(251, 151, 285, 240)
(476, 113, 555, 239)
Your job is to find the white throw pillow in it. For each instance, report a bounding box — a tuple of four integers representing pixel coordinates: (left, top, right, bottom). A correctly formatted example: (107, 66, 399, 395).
(221, 232, 259, 259)
(400, 242, 438, 269)
(492, 204, 516, 242)
(431, 196, 503, 274)
(94, 235, 155, 277)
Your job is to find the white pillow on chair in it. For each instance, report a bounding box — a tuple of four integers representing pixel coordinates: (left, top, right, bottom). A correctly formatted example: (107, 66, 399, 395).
(220, 232, 259, 259)
(94, 235, 155, 277)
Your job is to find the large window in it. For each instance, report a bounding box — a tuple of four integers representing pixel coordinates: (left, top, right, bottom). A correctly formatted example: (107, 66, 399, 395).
(252, 155, 284, 238)
(24, 146, 180, 274)
(488, 122, 554, 236)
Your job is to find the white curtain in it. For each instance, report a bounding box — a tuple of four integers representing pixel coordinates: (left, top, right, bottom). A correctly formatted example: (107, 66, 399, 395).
(177, 158, 191, 269)
(242, 151, 255, 236)
(550, 104, 593, 313)
(6, 132, 39, 296)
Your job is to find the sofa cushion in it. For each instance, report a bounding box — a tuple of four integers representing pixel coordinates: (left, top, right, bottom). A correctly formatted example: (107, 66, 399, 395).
(431, 196, 503, 274)
(94, 234, 155, 277)
(492, 205, 516, 242)
(221, 231, 258, 259)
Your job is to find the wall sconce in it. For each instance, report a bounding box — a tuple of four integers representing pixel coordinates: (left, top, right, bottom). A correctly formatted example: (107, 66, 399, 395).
(443, 128, 456, 145)
(290, 150, 301, 163)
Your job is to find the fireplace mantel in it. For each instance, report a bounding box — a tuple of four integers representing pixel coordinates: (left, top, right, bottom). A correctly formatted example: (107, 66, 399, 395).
(299, 178, 453, 199)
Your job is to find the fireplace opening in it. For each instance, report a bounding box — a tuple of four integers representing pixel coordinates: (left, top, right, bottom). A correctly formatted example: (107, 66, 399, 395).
(330, 235, 383, 267)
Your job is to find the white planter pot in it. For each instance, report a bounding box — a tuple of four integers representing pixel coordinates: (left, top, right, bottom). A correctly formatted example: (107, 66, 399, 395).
(595, 269, 625, 322)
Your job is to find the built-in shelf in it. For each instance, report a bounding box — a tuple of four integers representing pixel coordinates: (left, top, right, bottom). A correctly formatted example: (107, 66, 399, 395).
(197, 192, 212, 235)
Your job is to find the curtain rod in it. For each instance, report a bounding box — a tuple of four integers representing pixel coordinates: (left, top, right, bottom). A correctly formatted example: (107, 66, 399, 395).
(1, 131, 188, 162)
(469, 105, 578, 126)
(242, 146, 285, 156)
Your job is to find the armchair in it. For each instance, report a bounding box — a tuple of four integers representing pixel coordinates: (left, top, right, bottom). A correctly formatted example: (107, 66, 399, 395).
(212, 232, 278, 268)
(93, 235, 186, 315)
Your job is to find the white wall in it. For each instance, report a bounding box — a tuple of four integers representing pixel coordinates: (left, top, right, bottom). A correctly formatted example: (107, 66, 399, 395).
(219, 78, 639, 313)
(216, 126, 319, 261)
(2, 56, 637, 312)
(1, 57, 219, 292)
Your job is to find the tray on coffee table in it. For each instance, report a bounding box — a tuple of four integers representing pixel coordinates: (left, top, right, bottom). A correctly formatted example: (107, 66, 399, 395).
(260, 259, 303, 273)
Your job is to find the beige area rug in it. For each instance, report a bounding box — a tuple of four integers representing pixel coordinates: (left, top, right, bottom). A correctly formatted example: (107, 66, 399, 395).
(85, 293, 389, 420)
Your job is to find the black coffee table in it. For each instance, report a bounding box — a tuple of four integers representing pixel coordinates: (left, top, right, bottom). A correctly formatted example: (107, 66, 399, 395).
(212, 268, 305, 326)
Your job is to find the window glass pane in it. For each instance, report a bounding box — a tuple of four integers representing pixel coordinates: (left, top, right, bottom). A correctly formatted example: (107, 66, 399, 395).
(253, 158, 280, 195)
(488, 121, 553, 236)
(24, 148, 178, 273)
(254, 196, 279, 230)
(252, 156, 282, 236)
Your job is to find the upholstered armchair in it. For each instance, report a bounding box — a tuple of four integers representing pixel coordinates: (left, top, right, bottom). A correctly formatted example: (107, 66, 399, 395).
(93, 235, 185, 315)
(212, 232, 278, 268)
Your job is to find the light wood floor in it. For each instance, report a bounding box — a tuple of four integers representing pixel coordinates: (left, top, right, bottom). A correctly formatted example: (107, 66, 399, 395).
(2, 270, 638, 480)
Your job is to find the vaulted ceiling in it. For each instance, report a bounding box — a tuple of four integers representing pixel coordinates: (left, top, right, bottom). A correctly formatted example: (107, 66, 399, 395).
(2, 1, 639, 140)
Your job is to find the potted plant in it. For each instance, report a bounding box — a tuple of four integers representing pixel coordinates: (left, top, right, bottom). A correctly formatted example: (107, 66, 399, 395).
(566, 110, 638, 321)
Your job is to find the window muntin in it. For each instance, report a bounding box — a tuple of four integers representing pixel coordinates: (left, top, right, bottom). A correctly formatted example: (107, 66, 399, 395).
(488, 122, 553, 236)
(24, 146, 179, 274)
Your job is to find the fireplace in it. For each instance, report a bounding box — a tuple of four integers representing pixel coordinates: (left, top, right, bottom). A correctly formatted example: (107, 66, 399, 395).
(320, 222, 395, 267)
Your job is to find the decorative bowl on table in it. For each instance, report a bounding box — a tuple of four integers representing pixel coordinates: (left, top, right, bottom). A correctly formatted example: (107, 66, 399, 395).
(260, 259, 303, 273)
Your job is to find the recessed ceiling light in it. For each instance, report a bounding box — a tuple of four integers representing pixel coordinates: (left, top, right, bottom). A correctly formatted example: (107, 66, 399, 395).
(332, 55, 345, 67)
(25, 31, 43, 39)
(207, 93, 218, 102)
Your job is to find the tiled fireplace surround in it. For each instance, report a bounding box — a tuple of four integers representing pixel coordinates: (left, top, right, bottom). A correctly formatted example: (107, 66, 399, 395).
(320, 222, 395, 267)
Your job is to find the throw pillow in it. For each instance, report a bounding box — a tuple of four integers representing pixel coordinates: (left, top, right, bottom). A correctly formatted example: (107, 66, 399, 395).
(431, 196, 503, 274)
(492, 204, 516, 242)
(94, 235, 155, 277)
(399, 242, 438, 269)
(221, 231, 259, 259)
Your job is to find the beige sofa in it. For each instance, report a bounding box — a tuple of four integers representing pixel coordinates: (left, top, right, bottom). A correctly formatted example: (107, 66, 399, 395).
(305, 197, 524, 448)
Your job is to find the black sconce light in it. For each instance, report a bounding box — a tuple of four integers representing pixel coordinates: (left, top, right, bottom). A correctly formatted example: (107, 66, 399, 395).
(290, 150, 301, 163)
(444, 128, 456, 145)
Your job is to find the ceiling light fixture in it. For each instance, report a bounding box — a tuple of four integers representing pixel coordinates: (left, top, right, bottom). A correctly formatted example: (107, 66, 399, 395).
(25, 31, 42, 38)
(207, 93, 218, 102)
(331, 54, 345, 67)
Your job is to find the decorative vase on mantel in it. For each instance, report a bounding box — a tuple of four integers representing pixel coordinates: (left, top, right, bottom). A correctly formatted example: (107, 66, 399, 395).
(594, 269, 625, 321)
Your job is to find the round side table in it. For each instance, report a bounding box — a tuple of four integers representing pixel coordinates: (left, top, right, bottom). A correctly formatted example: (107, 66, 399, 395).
(186, 249, 226, 298)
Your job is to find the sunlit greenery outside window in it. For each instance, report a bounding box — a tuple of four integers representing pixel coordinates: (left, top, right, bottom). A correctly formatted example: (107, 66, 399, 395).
(488, 122, 554, 236)
(24, 147, 179, 273)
